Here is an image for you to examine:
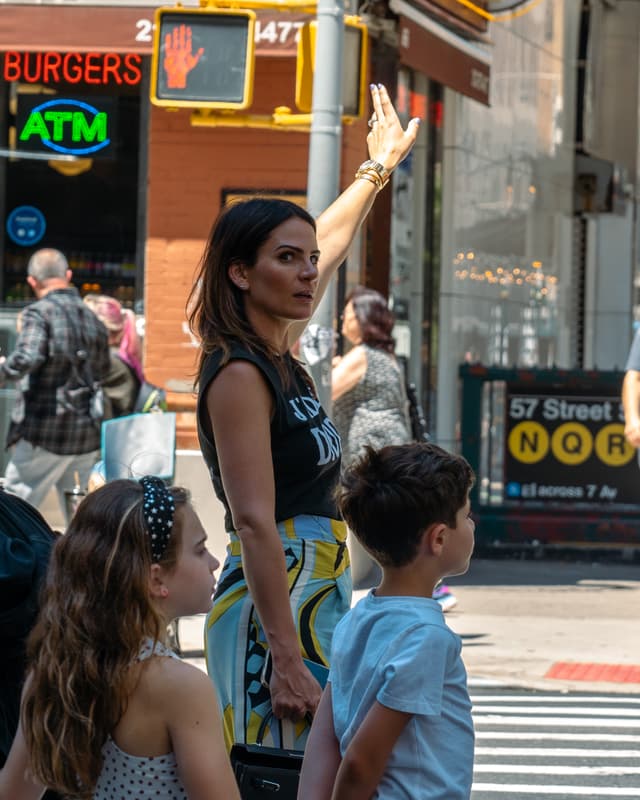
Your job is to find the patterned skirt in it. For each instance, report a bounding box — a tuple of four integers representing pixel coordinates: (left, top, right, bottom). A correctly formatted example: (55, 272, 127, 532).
(205, 515, 352, 751)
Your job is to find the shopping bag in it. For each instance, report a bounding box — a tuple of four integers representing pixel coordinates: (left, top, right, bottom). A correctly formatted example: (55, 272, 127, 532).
(230, 712, 304, 799)
(101, 412, 176, 481)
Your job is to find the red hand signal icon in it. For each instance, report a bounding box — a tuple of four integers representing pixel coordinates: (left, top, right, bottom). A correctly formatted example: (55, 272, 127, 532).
(163, 24, 204, 89)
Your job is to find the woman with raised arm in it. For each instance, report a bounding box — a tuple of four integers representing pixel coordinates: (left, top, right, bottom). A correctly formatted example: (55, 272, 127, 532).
(188, 84, 419, 751)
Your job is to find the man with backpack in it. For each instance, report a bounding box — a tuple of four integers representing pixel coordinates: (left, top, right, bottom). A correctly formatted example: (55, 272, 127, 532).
(0, 248, 109, 523)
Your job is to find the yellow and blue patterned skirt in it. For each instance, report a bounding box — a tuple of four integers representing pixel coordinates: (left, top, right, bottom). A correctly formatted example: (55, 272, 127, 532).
(205, 515, 351, 751)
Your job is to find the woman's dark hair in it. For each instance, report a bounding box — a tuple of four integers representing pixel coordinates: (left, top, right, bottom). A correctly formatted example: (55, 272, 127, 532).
(337, 443, 475, 568)
(347, 286, 395, 353)
(187, 197, 316, 381)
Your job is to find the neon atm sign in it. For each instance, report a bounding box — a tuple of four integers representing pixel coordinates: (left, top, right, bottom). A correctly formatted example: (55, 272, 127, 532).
(17, 96, 115, 157)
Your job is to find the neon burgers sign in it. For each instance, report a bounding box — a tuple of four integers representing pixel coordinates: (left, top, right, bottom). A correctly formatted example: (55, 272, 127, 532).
(17, 96, 115, 157)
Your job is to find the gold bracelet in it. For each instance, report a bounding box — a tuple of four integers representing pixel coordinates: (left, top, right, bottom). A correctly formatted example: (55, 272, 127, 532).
(355, 159, 391, 189)
(355, 170, 383, 190)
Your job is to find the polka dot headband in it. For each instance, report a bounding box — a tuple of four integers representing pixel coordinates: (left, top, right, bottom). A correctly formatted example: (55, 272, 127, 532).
(139, 476, 175, 563)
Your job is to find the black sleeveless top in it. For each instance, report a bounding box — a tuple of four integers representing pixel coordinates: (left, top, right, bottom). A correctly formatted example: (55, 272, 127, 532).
(197, 344, 342, 531)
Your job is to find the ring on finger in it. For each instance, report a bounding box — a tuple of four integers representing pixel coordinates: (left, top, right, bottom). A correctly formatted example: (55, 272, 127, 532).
(368, 114, 377, 129)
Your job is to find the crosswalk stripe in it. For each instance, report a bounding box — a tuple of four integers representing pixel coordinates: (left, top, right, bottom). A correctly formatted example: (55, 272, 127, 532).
(472, 784, 639, 796)
(474, 764, 640, 775)
(471, 690, 640, 798)
(474, 715, 640, 727)
(476, 747, 640, 757)
(475, 731, 640, 742)
(471, 695, 640, 704)
(472, 705, 640, 717)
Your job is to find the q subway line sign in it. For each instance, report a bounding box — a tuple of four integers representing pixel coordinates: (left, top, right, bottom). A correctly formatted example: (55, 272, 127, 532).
(16, 96, 115, 157)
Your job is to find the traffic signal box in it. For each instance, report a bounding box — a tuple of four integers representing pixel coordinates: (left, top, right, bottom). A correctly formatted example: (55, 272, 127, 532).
(150, 5, 368, 126)
(295, 17, 368, 120)
(150, 7, 256, 109)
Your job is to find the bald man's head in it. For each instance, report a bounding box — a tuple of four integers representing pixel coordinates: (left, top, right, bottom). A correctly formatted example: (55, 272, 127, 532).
(27, 249, 70, 283)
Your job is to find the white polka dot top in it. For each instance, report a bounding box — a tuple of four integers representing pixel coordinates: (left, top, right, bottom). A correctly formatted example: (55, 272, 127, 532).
(92, 639, 187, 800)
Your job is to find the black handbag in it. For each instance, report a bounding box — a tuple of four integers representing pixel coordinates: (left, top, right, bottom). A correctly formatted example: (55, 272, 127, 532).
(230, 714, 304, 799)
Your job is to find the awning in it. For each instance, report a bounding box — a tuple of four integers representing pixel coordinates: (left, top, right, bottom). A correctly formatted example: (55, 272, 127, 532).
(390, 0, 492, 106)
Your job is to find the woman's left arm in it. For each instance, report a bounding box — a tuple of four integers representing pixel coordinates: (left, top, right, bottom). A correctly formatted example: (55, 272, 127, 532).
(331, 346, 366, 401)
(289, 85, 419, 346)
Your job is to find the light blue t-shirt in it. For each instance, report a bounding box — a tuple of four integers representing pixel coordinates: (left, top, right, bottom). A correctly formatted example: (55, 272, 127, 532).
(329, 592, 474, 799)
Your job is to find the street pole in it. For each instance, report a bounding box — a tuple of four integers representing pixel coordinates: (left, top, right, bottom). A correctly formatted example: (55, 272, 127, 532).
(301, 0, 345, 413)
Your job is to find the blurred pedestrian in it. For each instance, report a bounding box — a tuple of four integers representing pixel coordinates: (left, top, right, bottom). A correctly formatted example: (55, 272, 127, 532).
(332, 287, 458, 610)
(332, 286, 411, 587)
(86, 295, 142, 418)
(188, 84, 420, 750)
(0, 478, 239, 800)
(0, 249, 109, 521)
(622, 328, 640, 448)
(333, 286, 411, 463)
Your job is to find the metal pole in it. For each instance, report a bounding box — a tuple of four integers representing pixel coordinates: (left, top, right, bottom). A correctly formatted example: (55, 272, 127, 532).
(301, 0, 344, 412)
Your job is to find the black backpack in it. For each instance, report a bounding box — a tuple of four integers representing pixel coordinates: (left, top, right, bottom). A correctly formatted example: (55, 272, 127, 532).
(0, 489, 56, 764)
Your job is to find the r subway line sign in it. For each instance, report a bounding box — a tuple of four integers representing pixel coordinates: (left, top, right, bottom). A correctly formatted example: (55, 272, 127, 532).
(16, 96, 115, 157)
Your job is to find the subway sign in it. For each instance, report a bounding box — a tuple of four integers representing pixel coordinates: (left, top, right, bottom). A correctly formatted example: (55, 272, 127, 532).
(16, 95, 115, 157)
(504, 387, 637, 505)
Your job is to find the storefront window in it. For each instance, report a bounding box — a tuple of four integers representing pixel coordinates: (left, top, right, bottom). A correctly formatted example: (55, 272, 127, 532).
(0, 52, 144, 307)
(389, 69, 442, 434)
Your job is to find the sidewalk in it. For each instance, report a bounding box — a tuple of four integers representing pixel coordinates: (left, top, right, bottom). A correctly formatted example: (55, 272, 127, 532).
(178, 556, 640, 693)
(445, 556, 640, 693)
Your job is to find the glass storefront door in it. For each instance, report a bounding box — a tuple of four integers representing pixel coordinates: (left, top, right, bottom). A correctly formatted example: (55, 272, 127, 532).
(0, 52, 145, 308)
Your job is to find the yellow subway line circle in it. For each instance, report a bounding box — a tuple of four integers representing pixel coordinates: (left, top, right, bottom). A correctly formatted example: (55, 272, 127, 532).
(550, 422, 592, 465)
(594, 423, 636, 467)
(507, 421, 549, 464)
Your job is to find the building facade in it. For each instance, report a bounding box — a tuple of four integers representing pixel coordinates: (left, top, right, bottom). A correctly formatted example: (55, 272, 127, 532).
(1, 0, 639, 468)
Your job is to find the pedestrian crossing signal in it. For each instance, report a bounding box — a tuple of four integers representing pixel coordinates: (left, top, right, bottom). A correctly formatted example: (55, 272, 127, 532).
(150, 7, 256, 109)
(295, 17, 368, 120)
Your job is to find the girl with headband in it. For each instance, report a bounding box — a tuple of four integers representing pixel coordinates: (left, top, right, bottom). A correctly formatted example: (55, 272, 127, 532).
(0, 477, 240, 800)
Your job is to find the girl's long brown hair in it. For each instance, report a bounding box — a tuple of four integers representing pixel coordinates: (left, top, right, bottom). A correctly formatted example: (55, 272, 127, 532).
(21, 480, 188, 799)
(187, 197, 317, 385)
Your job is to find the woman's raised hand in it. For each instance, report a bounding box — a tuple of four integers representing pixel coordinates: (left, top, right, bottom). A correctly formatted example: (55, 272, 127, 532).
(366, 84, 420, 172)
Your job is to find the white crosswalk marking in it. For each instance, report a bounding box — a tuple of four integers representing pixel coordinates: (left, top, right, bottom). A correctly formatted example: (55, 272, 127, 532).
(471, 689, 640, 800)
(476, 748, 640, 758)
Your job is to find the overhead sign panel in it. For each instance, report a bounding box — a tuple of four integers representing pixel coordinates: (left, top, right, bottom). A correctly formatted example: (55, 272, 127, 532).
(150, 7, 256, 109)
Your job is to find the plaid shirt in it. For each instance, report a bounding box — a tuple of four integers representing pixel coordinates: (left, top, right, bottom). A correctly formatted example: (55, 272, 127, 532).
(0, 288, 110, 455)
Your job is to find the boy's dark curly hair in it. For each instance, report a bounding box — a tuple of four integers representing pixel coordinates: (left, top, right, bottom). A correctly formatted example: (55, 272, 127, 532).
(337, 442, 475, 567)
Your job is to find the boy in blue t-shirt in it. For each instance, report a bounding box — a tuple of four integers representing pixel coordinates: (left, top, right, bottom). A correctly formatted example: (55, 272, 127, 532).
(298, 442, 476, 800)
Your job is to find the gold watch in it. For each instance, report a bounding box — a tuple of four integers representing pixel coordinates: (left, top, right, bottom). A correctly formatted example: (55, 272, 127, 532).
(356, 160, 391, 188)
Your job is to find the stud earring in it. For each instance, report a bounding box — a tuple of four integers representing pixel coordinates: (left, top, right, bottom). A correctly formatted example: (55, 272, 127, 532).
(160, 587, 169, 598)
